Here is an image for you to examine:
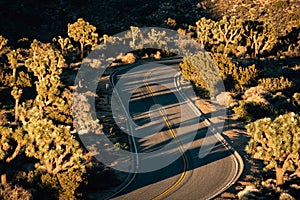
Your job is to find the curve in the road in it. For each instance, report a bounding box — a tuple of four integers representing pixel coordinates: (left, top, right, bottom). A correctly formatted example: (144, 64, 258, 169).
(144, 69, 188, 200)
(108, 59, 243, 200)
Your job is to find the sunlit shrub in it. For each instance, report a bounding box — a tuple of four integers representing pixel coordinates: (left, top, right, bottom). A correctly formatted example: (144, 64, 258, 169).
(233, 100, 275, 122)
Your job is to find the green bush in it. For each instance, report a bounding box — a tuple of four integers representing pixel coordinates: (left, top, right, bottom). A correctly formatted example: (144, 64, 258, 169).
(233, 100, 275, 122)
(245, 112, 300, 185)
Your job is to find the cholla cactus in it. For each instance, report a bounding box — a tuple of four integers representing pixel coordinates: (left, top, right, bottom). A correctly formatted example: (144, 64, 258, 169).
(67, 18, 98, 58)
(246, 112, 300, 185)
(258, 76, 294, 93)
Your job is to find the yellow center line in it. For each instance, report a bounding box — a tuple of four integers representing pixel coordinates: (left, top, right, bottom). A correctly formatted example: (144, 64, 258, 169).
(143, 69, 188, 200)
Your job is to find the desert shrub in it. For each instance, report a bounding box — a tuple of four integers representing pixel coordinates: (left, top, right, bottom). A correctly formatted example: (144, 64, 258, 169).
(258, 76, 294, 93)
(180, 52, 222, 97)
(211, 53, 258, 91)
(233, 100, 275, 122)
(0, 183, 32, 200)
(293, 93, 300, 106)
(180, 53, 258, 94)
(246, 112, 300, 185)
(29, 169, 86, 200)
(268, 92, 297, 114)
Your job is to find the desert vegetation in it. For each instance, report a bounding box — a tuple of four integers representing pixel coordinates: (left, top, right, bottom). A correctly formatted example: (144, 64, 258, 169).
(0, 0, 299, 199)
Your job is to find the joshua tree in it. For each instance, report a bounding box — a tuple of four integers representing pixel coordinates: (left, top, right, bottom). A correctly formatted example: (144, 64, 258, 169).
(244, 20, 278, 58)
(11, 86, 22, 122)
(18, 105, 92, 199)
(52, 36, 73, 56)
(196, 17, 215, 49)
(212, 16, 244, 55)
(67, 18, 98, 58)
(0, 35, 8, 50)
(6, 49, 23, 84)
(0, 125, 26, 185)
(246, 112, 300, 185)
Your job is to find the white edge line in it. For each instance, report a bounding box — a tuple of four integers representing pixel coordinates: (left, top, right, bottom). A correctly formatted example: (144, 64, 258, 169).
(104, 58, 243, 199)
(174, 72, 244, 200)
(103, 67, 139, 200)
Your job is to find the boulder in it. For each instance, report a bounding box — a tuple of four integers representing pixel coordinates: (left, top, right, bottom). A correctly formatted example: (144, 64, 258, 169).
(216, 92, 237, 107)
(237, 185, 260, 200)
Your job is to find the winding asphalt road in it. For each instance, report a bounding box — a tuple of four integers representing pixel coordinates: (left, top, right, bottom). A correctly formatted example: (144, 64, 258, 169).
(109, 59, 243, 200)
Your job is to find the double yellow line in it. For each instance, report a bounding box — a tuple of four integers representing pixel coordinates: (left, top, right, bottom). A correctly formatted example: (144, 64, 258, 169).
(143, 69, 188, 200)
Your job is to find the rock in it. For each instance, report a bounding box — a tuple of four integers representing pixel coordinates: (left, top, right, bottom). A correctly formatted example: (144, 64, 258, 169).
(261, 178, 276, 189)
(221, 192, 236, 199)
(279, 192, 296, 200)
(216, 92, 237, 107)
(120, 53, 136, 64)
(153, 51, 161, 59)
(229, 102, 239, 108)
(243, 86, 269, 104)
(290, 184, 300, 190)
(237, 185, 260, 200)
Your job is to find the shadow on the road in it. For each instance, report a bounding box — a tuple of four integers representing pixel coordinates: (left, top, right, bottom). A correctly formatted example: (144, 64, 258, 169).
(108, 75, 233, 199)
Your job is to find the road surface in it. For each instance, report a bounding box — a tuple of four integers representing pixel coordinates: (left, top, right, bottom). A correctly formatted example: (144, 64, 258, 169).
(109, 59, 242, 200)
